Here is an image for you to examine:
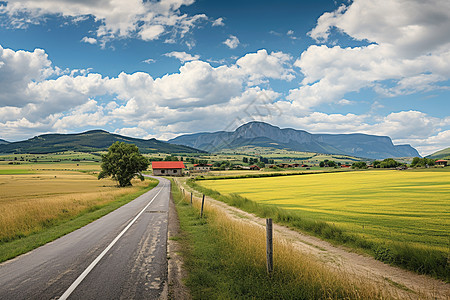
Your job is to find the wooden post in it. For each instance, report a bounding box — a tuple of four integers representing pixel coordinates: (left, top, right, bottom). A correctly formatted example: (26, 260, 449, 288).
(266, 218, 273, 275)
(183, 189, 185, 199)
(200, 194, 205, 218)
(190, 192, 193, 205)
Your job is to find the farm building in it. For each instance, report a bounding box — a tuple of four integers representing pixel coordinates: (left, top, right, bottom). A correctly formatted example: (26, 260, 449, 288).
(249, 165, 260, 170)
(152, 161, 185, 176)
(435, 160, 448, 166)
(193, 163, 212, 172)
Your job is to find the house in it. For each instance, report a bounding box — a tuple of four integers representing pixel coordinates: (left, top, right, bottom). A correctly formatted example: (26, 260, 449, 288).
(249, 165, 260, 170)
(152, 161, 185, 176)
(435, 160, 448, 166)
(193, 163, 213, 172)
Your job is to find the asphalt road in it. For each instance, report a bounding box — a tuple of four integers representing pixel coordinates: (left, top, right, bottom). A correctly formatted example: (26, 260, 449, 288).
(0, 176, 171, 300)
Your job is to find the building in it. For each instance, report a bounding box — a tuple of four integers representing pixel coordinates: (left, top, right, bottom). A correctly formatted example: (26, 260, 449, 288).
(435, 160, 448, 166)
(249, 165, 260, 170)
(152, 161, 185, 176)
(193, 163, 212, 172)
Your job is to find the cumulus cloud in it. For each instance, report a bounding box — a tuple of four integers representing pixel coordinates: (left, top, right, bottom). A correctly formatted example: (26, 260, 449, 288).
(1, 0, 208, 44)
(212, 17, 224, 27)
(81, 36, 97, 44)
(223, 35, 239, 49)
(236, 49, 295, 83)
(142, 58, 156, 64)
(164, 51, 200, 63)
(290, 0, 450, 110)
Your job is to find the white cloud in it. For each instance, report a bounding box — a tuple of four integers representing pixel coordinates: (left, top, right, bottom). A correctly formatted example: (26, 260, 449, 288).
(142, 58, 156, 64)
(138, 24, 165, 41)
(236, 49, 295, 83)
(223, 35, 239, 49)
(81, 36, 97, 44)
(290, 0, 450, 111)
(1, 0, 207, 44)
(212, 17, 224, 27)
(286, 29, 299, 40)
(164, 51, 200, 63)
(0, 45, 55, 107)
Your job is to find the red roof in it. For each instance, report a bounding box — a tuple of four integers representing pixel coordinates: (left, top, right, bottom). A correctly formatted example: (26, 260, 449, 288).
(436, 160, 447, 162)
(152, 161, 185, 169)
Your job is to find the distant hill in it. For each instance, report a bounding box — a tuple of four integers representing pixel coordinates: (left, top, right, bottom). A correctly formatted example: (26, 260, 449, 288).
(426, 147, 450, 160)
(0, 139, 9, 145)
(169, 121, 420, 159)
(0, 130, 203, 154)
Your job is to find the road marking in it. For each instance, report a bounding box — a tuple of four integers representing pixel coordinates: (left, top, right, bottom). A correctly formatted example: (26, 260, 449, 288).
(59, 181, 167, 300)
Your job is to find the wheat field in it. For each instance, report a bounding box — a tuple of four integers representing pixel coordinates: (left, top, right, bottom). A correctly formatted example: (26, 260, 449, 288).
(199, 170, 450, 252)
(0, 166, 148, 243)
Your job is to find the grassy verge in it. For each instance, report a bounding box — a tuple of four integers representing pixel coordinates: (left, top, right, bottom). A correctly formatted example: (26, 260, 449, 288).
(187, 179, 449, 282)
(172, 180, 390, 299)
(0, 179, 159, 263)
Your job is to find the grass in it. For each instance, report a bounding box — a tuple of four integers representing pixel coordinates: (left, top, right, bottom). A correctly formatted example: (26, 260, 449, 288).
(192, 169, 450, 281)
(172, 179, 393, 299)
(0, 163, 159, 262)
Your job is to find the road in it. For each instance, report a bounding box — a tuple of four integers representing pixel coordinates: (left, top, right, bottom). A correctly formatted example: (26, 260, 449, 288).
(0, 176, 171, 300)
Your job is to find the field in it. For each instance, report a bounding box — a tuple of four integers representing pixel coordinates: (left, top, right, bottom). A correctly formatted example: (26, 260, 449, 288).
(0, 161, 154, 245)
(198, 169, 449, 258)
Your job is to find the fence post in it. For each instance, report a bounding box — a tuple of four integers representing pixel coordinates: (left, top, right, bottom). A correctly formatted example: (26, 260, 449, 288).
(266, 218, 273, 275)
(190, 192, 193, 205)
(183, 189, 185, 198)
(200, 194, 205, 218)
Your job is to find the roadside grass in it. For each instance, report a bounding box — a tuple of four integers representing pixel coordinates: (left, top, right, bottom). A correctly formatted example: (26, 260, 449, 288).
(171, 180, 392, 299)
(0, 177, 158, 263)
(190, 170, 450, 281)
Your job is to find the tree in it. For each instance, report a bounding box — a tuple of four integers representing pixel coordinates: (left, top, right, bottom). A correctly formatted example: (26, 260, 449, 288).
(243, 157, 248, 163)
(410, 157, 435, 168)
(164, 155, 179, 161)
(98, 142, 149, 187)
(351, 161, 367, 169)
(380, 158, 401, 168)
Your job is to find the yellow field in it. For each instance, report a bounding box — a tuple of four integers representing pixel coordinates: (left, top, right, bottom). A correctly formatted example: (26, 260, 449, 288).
(199, 170, 450, 252)
(0, 163, 148, 242)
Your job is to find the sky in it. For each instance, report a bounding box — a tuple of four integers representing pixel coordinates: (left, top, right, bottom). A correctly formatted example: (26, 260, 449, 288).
(0, 0, 449, 155)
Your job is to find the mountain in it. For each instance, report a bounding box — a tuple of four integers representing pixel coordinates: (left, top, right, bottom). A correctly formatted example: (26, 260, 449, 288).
(0, 139, 9, 145)
(0, 130, 203, 154)
(169, 121, 420, 159)
(426, 147, 450, 160)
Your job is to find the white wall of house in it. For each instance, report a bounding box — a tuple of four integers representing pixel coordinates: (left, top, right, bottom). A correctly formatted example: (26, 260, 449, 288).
(153, 168, 183, 176)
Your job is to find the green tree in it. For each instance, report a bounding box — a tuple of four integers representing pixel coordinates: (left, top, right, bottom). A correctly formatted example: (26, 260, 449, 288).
(243, 157, 248, 163)
(98, 142, 149, 187)
(380, 158, 401, 168)
(164, 155, 179, 161)
(351, 161, 367, 169)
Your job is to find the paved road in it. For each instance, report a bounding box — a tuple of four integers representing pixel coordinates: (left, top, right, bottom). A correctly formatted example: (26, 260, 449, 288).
(0, 176, 171, 300)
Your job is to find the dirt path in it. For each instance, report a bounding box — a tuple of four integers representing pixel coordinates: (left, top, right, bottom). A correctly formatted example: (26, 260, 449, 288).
(175, 178, 449, 300)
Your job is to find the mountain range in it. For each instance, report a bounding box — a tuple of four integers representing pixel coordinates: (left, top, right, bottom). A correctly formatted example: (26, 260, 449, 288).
(0, 130, 202, 154)
(169, 121, 420, 159)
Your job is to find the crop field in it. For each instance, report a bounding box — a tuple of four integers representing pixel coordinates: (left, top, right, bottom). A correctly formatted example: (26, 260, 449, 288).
(0, 163, 150, 244)
(199, 170, 450, 253)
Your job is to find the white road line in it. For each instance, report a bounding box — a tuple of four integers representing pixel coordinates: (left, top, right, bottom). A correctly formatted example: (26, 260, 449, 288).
(59, 181, 166, 300)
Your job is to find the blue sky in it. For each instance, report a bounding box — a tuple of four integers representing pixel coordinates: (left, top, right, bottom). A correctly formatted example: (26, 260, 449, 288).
(0, 0, 449, 155)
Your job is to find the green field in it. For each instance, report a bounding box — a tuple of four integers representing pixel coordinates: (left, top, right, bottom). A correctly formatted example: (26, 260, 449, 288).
(199, 170, 450, 254)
